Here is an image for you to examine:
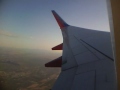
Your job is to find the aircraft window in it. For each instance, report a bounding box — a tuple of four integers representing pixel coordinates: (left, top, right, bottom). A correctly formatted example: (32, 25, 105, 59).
(0, 0, 110, 90)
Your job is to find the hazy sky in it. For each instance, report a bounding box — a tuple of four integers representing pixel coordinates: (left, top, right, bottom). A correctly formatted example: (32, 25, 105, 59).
(0, 0, 110, 51)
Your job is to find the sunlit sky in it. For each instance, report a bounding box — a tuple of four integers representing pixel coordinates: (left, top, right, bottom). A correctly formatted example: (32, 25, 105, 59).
(0, 0, 110, 51)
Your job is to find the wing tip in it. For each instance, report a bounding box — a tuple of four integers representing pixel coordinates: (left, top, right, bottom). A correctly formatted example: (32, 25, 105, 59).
(51, 10, 55, 13)
(51, 10, 69, 29)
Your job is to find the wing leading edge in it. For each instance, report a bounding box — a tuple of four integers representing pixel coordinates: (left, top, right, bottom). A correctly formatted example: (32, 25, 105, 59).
(45, 11, 116, 90)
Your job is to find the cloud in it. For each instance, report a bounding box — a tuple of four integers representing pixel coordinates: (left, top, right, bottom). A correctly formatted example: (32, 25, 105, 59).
(0, 30, 18, 38)
(0, 30, 35, 40)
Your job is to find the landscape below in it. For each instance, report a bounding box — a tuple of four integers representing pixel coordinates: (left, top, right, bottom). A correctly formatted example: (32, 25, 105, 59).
(0, 47, 60, 90)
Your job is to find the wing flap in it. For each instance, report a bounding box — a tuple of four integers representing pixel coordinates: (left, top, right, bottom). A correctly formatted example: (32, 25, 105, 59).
(52, 67, 77, 90)
(71, 71, 95, 90)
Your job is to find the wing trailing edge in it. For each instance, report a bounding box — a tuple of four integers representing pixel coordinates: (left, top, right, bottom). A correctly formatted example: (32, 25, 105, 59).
(52, 10, 69, 29)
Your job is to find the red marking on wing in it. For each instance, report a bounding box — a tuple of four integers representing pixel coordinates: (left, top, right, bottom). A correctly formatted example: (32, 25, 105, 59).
(52, 13, 64, 28)
(52, 10, 69, 29)
(45, 56, 62, 67)
(52, 43, 63, 50)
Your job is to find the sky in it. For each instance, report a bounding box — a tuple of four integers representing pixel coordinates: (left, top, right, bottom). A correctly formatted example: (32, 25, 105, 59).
(0, 0, 110, 51)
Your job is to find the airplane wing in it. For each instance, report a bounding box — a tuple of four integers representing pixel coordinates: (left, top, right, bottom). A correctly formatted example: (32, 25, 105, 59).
(45, 10, 116, 90)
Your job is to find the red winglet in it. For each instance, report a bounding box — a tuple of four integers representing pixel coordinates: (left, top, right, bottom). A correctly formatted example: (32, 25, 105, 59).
(52, 10, 69, 29)
(52, 43, 63, 50)
(45, 56, 62, 67)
